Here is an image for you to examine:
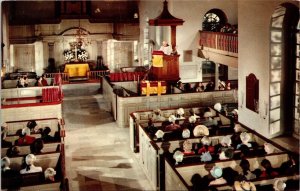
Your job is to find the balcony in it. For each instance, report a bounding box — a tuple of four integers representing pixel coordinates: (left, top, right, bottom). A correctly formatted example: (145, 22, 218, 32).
(199, 30, 238, 68)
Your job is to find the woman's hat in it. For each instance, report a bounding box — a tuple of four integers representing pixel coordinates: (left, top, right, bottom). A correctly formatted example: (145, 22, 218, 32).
(153, 108, 161, 115)
(240, 132, 251, 144)
(168, 115, 177, 123)
(173, 150, 184, 165)
(155, 130, 164, 139)
(234, 180, 256, 191)
(201, 136, 211, 145)
(183, 140, 192, 151)
(273, 179, 286, 191)
(200, 151, 212, 162)
(234, 124, 243, 133)
(232, 109, 239, 115)
(193, 125, 209, 137)
(189, 115, 197, 124)
(177, 108, 185, 116)
(182, 128, 190, 138)
(1, 156, 10, 167)
(221, 135, 232, 146)
(25, 154, 36, 165)
(264, 143, 275, 154)
(214, 103, 222, 112)
(44, 167, 56, 179)
(210, 166, 223, 179)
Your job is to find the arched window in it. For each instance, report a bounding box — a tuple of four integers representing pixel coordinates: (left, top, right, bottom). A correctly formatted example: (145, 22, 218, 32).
(269, 3, 299, 137)
(202, 9, 227, 32)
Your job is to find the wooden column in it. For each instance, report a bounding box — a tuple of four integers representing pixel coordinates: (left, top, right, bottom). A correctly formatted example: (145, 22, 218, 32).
(171, 26, 177, 51)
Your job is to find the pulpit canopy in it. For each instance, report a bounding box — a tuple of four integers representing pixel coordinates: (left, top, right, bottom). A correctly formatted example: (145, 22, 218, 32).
(148, 0, 184, 26)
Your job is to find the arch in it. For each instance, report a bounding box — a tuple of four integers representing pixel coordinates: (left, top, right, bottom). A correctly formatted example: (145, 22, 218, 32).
(202, 9, 227, 32)
(269, 3, 299, 137)
(59, 27, 91, 36)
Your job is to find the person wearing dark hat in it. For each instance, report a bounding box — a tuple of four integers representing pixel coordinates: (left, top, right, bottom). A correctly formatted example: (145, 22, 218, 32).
(6, 146, 20, 157)
(239, 159, 256, 180)
(279, 154, 299, 176)
(25, 120, 38, 135)
(219, 147, 234, 160)
(259, 159, 279, 178)
(30, 138, 44, 154)
(41, 127, 55, 143)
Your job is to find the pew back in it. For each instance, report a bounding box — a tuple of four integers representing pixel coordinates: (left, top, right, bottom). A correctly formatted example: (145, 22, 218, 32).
(2, 142, 61, 156)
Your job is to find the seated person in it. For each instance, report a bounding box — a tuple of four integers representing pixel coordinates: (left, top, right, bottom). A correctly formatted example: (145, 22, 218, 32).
(225, 82, 231, 90)
(152, 109, 166, 122)
(16, 76, 25, 88)
(183, 140, 194, 155)
(38, 74, 48, 86)
(1, 157, 21, 189)
(23, 75, 29, 87)
(6, 146, 20, 157)
(259, 159, 279, 178)
(44, 167, 56, 182)
(204, 81, 214, 91)
(194, 82, 204, 92)
(145, 119, 157, 137)
(30, 138, 44, 154)
(239, 159, 257, 180)
(198, 136, 215, 155)
(159, 41, 172, 55)
(165, 115, 180, 131)
(24, 120, 38, 135)
(20, 154, 42, 174)
(237, 132, 252, 149)
(41, 127, 55, 143)
(209, 166, 227, 186)
(279, 154, 299, 175)
(1, 125, 12, 148)
(15, 128, 36, 146)
(1, 157, 11, 172)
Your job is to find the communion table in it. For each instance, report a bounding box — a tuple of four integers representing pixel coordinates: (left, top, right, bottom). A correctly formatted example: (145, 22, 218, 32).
(64, 63, 90, 78)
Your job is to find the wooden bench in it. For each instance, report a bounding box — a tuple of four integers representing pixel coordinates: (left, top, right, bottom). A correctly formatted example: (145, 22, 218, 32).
(2, 141, 61, 156)
(9, 151, 61, 171)
(5, 118, 61, 136)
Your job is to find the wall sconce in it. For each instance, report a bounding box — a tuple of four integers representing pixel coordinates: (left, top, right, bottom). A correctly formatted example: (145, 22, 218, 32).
(134, 13, 139, 19)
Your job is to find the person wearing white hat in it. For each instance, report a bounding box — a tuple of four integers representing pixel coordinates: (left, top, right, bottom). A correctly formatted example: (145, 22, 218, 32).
(44, 167, 56, 182)
(1, 125, 12, 148)
(221, 135, 232, 147)
(183, 140, 194, 155)
(182, 128, 190, 139)
(234, 180, 256, 191)
(237, 132, 252, 149)
(1, 157, 11, 172)
(264, 142, 275, 154)
(188, 115, 197, 124)
(198, 136, 215, 154)
(193, 125, 209, 137)
(165, 115, 180, 131)
(176, 108, 185, 119)
(273, 179, 286, 191)
(155, 130, 164, 139)
(214, 103, 222, 112)
(20, 154, 42, 174)
(209, 166, 227, 186)
(173, 150, 184, 165)
(152, 108, 166, 122)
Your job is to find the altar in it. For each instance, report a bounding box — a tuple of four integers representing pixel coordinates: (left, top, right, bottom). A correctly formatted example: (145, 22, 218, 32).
(64, 63, 90, 78)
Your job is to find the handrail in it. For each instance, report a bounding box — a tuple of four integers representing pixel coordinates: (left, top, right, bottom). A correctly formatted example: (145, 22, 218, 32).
(88, 70, 110, 80)
(44, 73, 69, 83)
(199, 30, 238, 53)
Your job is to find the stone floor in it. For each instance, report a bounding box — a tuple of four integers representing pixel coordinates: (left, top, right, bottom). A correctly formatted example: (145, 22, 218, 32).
(62, 83, 299, 191)
(63, 83, 153, 191)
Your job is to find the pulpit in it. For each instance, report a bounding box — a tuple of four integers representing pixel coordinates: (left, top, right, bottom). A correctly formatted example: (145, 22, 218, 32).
(64, 63, 90, 78)
(149, 52, 180, 81)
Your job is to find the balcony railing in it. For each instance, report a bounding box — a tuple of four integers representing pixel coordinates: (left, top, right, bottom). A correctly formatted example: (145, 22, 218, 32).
(199, 31, 238, 53)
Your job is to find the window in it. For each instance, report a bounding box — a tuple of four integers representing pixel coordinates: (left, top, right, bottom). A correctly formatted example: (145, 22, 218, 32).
(202, 9, 227, 32)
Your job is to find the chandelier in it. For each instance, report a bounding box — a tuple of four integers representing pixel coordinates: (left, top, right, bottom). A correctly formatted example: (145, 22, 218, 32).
(73, 19, 91, 48)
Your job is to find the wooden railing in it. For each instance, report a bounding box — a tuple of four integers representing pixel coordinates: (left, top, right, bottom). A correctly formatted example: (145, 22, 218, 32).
(45, 73, 69, 83)
(199, 30, 238, 53)
(88, 70, 110, 80)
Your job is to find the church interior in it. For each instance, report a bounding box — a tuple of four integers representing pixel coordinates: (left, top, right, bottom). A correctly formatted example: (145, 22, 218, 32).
(1, 0, 300, 190)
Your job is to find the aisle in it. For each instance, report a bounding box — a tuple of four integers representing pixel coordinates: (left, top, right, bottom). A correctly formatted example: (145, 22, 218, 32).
(62, 83, 153, 191)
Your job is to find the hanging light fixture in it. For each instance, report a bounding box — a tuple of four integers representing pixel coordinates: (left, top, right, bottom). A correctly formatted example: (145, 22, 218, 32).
(74, 19, 91, 48)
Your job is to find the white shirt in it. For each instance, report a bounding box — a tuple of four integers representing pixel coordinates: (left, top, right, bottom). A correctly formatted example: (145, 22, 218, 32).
(159, 45, 172, 55)
(20, 165, 42, 174)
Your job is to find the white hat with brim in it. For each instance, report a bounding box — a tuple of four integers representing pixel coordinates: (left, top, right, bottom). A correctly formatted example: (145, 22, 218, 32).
(203, 111, 212, 118)
(25, 154, 36, 165)
(240, 132, 251, 143)
(264, 143, 275, 154)
(168, 115, 177, 123)
(210, 166, 223, 179)
(189, 115, 197, 123)
(221, 135, 232, 146)
(234, 180, 256, 191)
(214, 103, 222, 112)
(273, 179, 286, 191)
(182, 128, 190, 138)
(177, 108, 185, 116)
(201, 136, 211, 145)
(193, 125, 209, 137)
(155, 130, 164, 139)
(44, 167, 56, 179)
(173, 151, 184, 164)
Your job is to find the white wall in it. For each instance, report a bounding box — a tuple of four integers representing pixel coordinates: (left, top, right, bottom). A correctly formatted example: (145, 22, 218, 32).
(238, 0, 296, 138)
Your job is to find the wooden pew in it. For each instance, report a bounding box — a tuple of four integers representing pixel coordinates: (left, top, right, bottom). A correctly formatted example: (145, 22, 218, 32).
(9, 151, 61, 171)
(5, 118, 61, 136)
(2, 141, 61, 156)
